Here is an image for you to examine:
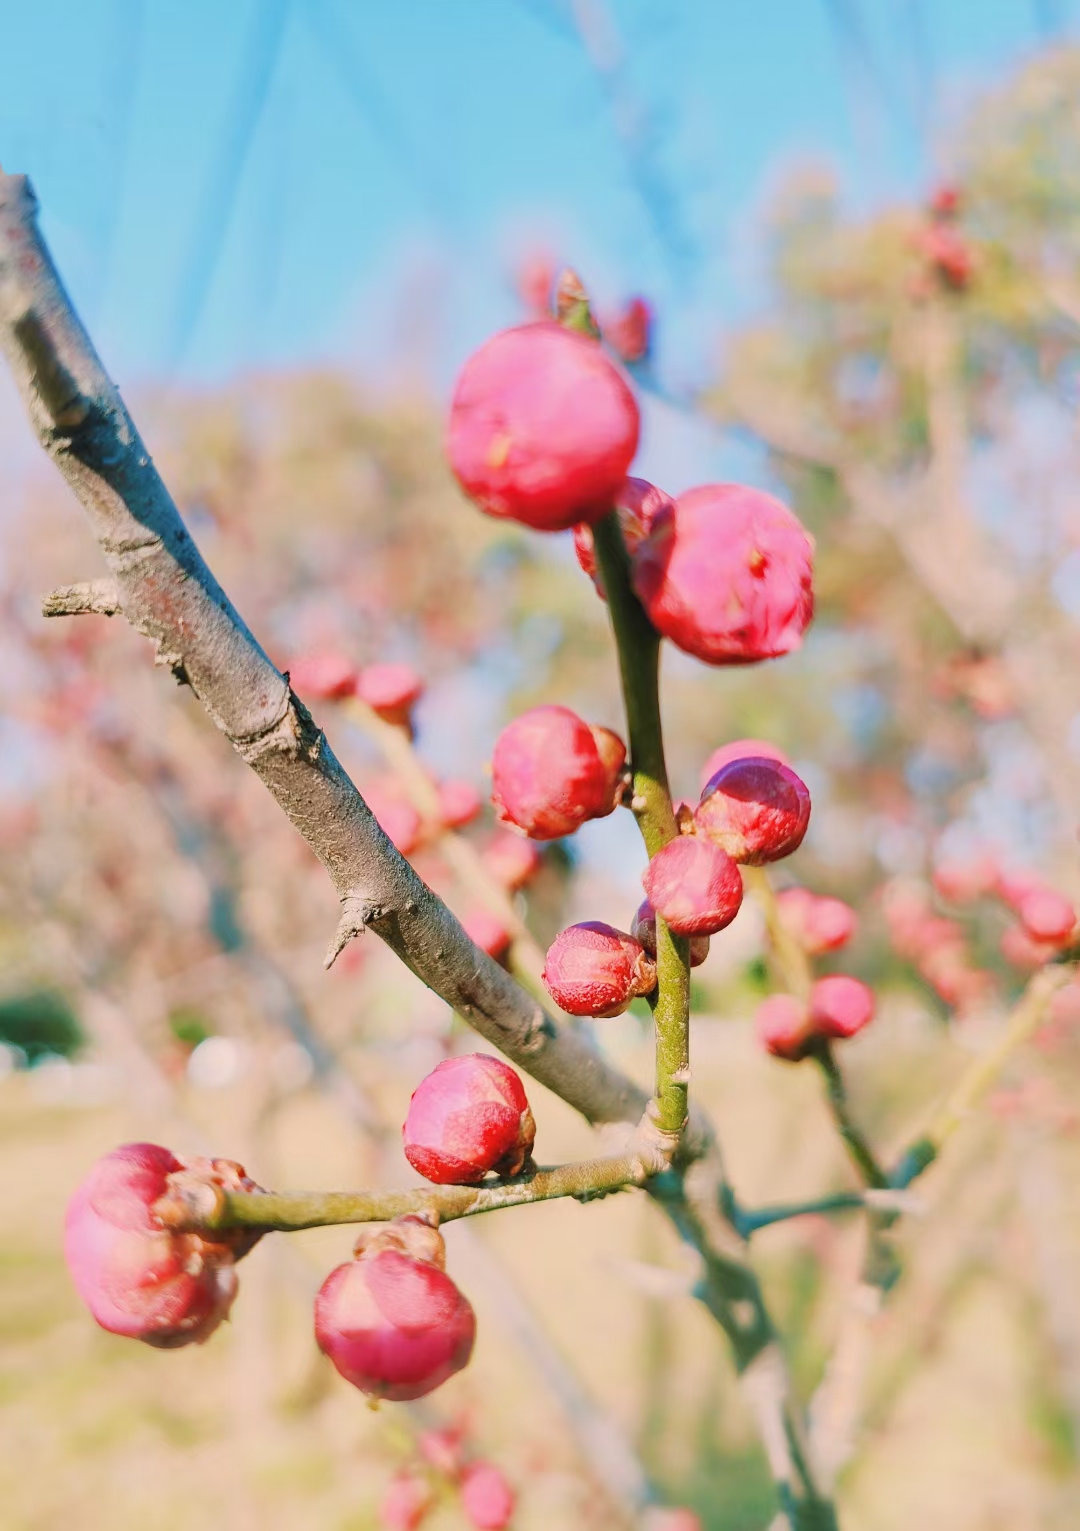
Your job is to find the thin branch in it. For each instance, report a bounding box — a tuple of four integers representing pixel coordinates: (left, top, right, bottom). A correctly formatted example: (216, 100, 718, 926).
(815, 1046, 889, 1191)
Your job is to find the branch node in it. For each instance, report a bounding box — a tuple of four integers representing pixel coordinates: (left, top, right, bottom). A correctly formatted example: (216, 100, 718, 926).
(41, 578, 121, 618)
(324, 893, 387, 969)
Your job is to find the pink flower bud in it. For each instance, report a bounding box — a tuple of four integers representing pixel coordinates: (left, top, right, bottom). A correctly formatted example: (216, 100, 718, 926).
(289, 651, 358, 701)
(364, 779, 424, 856)
(63, 1143, 255, 1349)
(1000, 923, 1059, 970)
(995, 868, 1043, 909)
(775, 888, 856, 955)
(446, 322, 640, 532)
(699, 739, 789, 794)
(642, 836, 744, 937)
(809, 976, 875, 1040)
(632, 484, 814, 665)
(315, 1219, 476, 1401)
(380, 1472, 432, 1531)
(695, 757, 811, 865)
(931, 852, 999, 904)
(438, 779, 484, 830)
(542, 921, 657, 1017)
(755, 994, 813, 1062)
(573, 476, 674, 597)
(491, 705, 626, 840)
(1017, 888, 1076, 946)
(461, 909, 513, 961)
(418, 1426, 466, 1477)
(481, 830, 542, 890)
(460, 1462, 515, 1530)
(355, 663, 425, 725)
(604, 295, 653, 364)
(403, 1055, 536, 1184)
(631, 899, 710, 966)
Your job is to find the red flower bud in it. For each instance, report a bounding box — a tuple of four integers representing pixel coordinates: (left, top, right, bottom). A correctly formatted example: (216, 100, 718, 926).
(632, 484, 814, 665)
(755, 994, 813, 1062)
(315, 1218, 476, 1401)
(542, 921, 657, 1017)
(775, 888, 856, 955)
(403, 1055, 535, 1184)
(604, 295, 653, 364)
(355, 663, 424, 725)
(491, 705, 626, 840)
(380, 1472, 432, 1531)
(461, 908, 513, 961)
(631, 899, 711, 967)
(480, 830, 542, 890)
(64, 1143, 256, 1349)
(809, 975, 875, 1040)
(698, 738, 789, 793)
(1017, 888, 1076, 946)
(641, 836, 744, 937)
(695, 757, 811, 865)
(461, 1462, 516, 1530)
(288, 651, 358, 700)
(447, 322, 640, 532)
(437, 778, 484, 829)
(573, 476, 674, 597)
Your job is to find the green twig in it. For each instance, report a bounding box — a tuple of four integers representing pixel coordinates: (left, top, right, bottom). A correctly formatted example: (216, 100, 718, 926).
(814, 1044, 889, 1191)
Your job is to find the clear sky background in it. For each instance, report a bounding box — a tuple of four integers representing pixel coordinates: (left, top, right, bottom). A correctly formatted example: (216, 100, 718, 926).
(0, 1, 1072, 485)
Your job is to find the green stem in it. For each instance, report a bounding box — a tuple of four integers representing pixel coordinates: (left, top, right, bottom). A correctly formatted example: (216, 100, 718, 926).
(815, 1044, 889, 1191)
(162, 1155, 649, 1236)
(737, 1192, 869, 1237)
(591, 511, 689, 1137)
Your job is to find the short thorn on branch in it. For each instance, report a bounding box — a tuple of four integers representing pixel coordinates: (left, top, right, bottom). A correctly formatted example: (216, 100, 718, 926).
(324, 892, 387, 970)
(41, 579, 122, 619)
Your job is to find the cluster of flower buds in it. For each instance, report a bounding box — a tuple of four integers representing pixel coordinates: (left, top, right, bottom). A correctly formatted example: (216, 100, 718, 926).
(288, 652, 426, 727)
(756, 975, 876, 1062)
(380, 1426, 516, 1530)
(63, 1143, 262, 1349)
(925, 847, 1077, 978)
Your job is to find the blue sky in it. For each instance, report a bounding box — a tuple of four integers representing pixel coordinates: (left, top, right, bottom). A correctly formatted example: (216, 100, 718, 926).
(0, 1, 1065, 386)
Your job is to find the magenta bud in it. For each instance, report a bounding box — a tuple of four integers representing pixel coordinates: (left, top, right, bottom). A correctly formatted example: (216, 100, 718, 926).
(288, 651, 358, 701)
(810, 975, 875, 1040)
(315, 1220, 476, 1401)
(63, 1143, 257, 1349)
(573, 476, 674, 596)
(641, 836, 744, 938)
(403, 1055, 535, 1185)
(542, 921, 657, 1017)
(775, 888, 856, 955)
(447, 322, 640, 532)
(461, 1462, 516, 1530)
(355, 663, 425, 725)
(603, 295, 653, 365)
(491, 705, 626, 840)
(631, 899, 710, 967)
(698, 738, 790, 794)
(755, 994, 814, 1062)
(695, 757, 811, 865)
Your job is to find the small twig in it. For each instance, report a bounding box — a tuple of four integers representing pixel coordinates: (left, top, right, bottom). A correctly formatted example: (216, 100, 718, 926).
(815, 1044, 889, 1191)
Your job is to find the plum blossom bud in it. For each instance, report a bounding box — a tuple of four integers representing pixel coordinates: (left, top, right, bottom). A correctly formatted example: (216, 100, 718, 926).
(695, 757, 811, 865)
(573, 477, 674, 597)
(491, 706, 626, 840)
(699, 739, 789, 794)
(632, 484, 814, 665)
(380, 1472, 432, 1531)
(642, 837, 744, 938)
(64, 1143, 258, 1349)
(447, 322, 640, 532)
(403, 1055, 535, 1185)
(461, 908, 513, 961)
(1017, 888, 1076, 946)
(1000, 923, 1060, 970)
(481, 831, 542, 891)
(604, 295, 653, 364)
(437, 779, 484, 829)
(355, 663, 424, 725)
(364, 779, 424, 857)
(755, 994, 813, 1062)
(810, 975, 875, 1040)
(461, 1462, 515, 1530)
(542, 921, 657, 1017)
(315, 1218, 476, 1401)
(632, 899, 710, 967)
(289, 651, 358, 700)
(775, 888, 856, 955)
(931, 851, 999, 904)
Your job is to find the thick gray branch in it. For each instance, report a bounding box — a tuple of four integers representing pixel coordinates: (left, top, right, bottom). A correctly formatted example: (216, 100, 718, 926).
(0, 167, 648, 1136)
